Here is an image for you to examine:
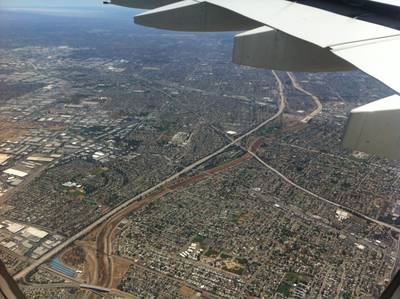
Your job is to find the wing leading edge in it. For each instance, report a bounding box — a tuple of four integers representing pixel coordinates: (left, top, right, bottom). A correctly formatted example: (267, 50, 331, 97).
(108, 0, 400, 159)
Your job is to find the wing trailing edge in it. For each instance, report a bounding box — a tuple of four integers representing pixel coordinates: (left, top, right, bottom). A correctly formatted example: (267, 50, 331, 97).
(105, 0, 180, 9)
(134, 0, 260, 32)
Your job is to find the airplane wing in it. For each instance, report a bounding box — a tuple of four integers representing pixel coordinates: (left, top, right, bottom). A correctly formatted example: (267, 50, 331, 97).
(106, 0, 400, 160)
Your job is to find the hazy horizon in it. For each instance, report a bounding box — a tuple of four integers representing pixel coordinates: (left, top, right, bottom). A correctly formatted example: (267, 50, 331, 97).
(0, 0, 102, 8)
(0, 0, 137, 18)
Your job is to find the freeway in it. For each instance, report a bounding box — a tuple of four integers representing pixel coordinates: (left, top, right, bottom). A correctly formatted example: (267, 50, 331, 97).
(287, 72, 323, 123)
(14, 67, 400, 286)
(88, 145, 255, 292)
(13, 70, 286, 281)
(233, 72, 400, 233)
(249, 150, 400, 233)
(22, 282, 110, 293)
(235, 132, 400, 233)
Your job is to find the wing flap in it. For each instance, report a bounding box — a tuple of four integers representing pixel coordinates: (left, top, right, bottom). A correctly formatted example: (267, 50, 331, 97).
(343, 95, 400, 159)
(332, 36, 400, 94)
(233, 26, 354, 72)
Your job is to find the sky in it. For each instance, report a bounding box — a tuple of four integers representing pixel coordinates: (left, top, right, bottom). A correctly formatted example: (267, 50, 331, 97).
(0, 0, 102, 8)
(0, 0, 133, 17)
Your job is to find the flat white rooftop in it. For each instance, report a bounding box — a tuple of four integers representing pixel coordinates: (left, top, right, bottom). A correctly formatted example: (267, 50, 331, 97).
(4, 168, 28, 178)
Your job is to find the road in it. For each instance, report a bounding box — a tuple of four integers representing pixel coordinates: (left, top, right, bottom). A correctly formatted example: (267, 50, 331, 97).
(287, 72, 322, 123)
(93, 67, 397, 294)
(227, 72, 400, 233)
(88, 70, 287, 289)
(89, 150, 255, 292)
(15, 66, 397, 287)
(13, 71, 286, 281)
(248, 151, 400, 233)
(23, 282, 109, 293)
(24, 281, 137, 298)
